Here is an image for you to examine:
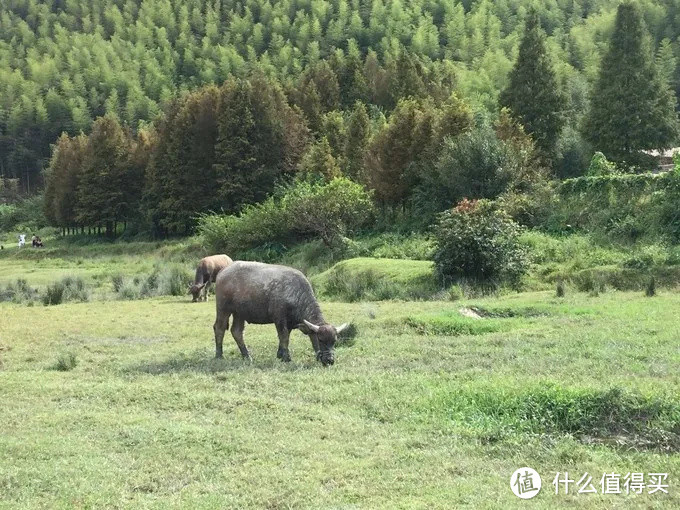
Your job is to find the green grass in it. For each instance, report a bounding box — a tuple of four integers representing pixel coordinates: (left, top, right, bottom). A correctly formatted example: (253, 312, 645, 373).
(1, 286, 679, 508)
(312, 257, 438, 301)
(0, 237, 201, 298)
(0, 237, 679, 507)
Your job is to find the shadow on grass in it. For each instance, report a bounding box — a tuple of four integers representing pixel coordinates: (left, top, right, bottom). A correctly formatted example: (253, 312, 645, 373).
(127, 348, 320, 375)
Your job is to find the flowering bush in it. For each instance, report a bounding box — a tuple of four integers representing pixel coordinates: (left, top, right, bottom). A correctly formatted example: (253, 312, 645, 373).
(433, 199, 528, 288)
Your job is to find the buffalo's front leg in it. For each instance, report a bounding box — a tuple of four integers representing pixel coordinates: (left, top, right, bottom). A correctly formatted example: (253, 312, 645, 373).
(308, 333, 320, 359)
(231, 316, 251, 360)
(276, 323, 291, 362)
(203, 281, 211, 301)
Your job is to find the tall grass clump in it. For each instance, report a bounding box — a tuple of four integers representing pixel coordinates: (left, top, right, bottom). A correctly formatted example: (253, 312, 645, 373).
(645, 276, 656, 297)
(314, 259, 438, 301)
(157, 264, 192, 296)
(51, 352, 78, 371)
(112, 263, 192, 299)
(0, 279, 39, 304)
(42, 276, 90, 306)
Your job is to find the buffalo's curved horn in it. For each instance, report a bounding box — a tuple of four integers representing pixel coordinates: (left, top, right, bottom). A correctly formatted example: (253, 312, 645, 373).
(303, 320, 321, 333)
(336, 323, 349, 334)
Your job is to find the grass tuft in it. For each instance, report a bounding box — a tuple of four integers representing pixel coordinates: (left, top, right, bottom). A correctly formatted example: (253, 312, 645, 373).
(645, 276, 656, 297)
(51, 352, 78, 372)
(42, 276, 89, 306)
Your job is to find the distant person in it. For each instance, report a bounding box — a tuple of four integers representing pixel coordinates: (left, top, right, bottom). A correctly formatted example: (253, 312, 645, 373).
(31, 234, 37, 247)
(18, 234, 25, 248)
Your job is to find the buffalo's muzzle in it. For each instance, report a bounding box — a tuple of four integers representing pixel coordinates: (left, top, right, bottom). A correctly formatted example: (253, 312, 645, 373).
(318, 351, 335, 366)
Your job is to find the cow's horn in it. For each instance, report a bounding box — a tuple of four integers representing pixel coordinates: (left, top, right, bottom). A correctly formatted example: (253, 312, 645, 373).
(336, 323, 349, 334)
(303, 320, 321, 333)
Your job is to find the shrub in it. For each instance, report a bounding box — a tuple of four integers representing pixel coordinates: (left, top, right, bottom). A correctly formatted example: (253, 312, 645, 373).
(587, 152, 617, 176)
(42, 276, 90, 306)
(433, 199, 529, 288)
(118, 280, 142, 300)
(0, 195, 48, 232)
(282, 177, 374, 248)
(413, 122, 530, 222)
(198, 177, 374, 254)
(555, 126, 592, 179)
(0, 279, 39, 304)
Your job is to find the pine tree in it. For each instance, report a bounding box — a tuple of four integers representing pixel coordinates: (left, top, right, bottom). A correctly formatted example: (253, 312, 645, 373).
(584, 3, 679, 166)
(76, 115, 131, 236)
(298, 137, 341, 180)
(499, 9, 565, 161)
(345, 101, 371, 180)
(213, 76, 306, 212)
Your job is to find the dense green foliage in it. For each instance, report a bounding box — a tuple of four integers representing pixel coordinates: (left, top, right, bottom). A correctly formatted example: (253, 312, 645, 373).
(4, 0, 680, 193)
(584, 3, 679, 166)
(433, 199, 528, 287)
(499, 9, 565, 160)
(198, 177, 373, 253)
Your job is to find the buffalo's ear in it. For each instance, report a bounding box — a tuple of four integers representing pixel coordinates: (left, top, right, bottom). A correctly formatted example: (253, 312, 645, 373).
(187, 286, 193, 295)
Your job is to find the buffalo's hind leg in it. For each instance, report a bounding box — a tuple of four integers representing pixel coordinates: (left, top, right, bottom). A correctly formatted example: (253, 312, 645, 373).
(276, 323, 291, 362)
(231, 316, 251, 361)
(213, 310, 229, 359)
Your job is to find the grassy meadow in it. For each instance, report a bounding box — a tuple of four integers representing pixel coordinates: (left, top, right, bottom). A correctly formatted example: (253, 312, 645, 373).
(0, 239, 679, 508)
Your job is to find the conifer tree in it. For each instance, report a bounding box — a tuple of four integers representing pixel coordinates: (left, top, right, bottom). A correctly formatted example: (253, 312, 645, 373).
(500, 9, 565, 161)
(298, 137, 341, 180)
(584, 3, 679, 166)
(76, 115, 131, 236)
(345, 101, 371, 180)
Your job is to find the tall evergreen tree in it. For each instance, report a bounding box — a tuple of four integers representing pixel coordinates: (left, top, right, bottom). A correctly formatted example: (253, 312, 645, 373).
(213, 76, 307, 212)
(499, 9, 565, 161)
(76, 115, 132, 236)
(345, 101, 371, 180)
(584, 3, 679, 166)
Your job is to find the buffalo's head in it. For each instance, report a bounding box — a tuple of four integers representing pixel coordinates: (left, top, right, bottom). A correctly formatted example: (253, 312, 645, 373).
(188, 283, 207, 302)
(299, 320, 348, 366)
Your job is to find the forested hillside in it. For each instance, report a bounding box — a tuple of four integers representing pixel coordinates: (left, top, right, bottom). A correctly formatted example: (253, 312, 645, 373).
(3, 0, 680, 191)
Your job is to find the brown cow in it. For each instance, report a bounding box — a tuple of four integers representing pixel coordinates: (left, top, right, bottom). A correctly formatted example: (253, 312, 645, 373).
(189, 254, 233, 302)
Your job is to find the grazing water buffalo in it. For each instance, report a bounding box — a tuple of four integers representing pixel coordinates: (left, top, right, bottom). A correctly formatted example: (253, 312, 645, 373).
(213, 261, 348, 366)
(189, 254, 233, 302)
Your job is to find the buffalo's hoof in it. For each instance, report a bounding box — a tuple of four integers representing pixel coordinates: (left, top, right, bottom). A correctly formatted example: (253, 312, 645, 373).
(277, 348, 291, 362)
